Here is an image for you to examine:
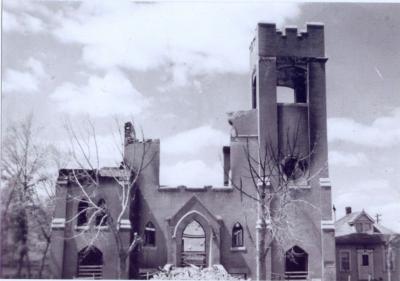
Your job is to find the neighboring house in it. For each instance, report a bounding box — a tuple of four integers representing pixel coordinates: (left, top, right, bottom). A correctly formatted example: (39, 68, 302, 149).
(50, 23, 336, 280)
(336, 207, 400, 281)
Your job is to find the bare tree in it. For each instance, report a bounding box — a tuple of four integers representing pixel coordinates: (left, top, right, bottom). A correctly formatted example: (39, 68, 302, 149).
(1, 116, 59, 278)
(62, 119, 155, 279)
(385, 234, 400, 281)
(227, 123, 324, 281)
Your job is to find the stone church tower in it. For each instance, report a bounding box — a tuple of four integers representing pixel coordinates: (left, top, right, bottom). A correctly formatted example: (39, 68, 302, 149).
(247, 22, 336, 280)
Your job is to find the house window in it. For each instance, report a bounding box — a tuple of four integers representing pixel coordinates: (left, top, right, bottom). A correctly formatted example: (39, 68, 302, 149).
(355, 223, 363, 233)
(144, 222, 156, 246)
(95, 199, 107, 226)
(362, 254, 369, 266)
(232, 222, 244, 248)
(355, 222, 372, 233)
(363, 223, 371, 232)
(339, 250, 351, 271)
(77, 199, 89, 226)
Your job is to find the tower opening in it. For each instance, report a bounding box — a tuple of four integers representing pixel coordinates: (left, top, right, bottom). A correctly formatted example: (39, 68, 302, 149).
(277, 86, 295, 103)
(277, 66, 307, 103)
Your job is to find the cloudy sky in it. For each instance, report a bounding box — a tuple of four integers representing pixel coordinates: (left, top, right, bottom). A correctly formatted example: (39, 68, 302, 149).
(2, 1, 400, 231)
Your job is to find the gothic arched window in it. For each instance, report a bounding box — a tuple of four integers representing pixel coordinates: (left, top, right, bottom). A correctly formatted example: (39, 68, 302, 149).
(77, 199, 89, 226)
(232, 222, 244, 248)
(144, 221, 156, 246)
(95, 199, 107, 226)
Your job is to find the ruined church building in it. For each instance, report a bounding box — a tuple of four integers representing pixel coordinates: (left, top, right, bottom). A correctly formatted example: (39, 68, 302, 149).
(50, 23, 337, 280)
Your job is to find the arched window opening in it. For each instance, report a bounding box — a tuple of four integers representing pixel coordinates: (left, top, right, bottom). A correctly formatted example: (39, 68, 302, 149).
(181, 220, 206, 267)
(95, 199, 107, 226)
(282, 156, 308, 181)
(77, 246, 103, 279)
(277, 86, 295, 104)
(232, 222, 244, 248)
(285, 246, 308, 280)
(77, 199, 89, 226)
(144, 221, 156, 246)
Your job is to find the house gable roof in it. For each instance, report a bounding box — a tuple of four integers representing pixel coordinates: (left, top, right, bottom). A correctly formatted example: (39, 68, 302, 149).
(348, 210, 375, 225)
(335, 210, 396, 237)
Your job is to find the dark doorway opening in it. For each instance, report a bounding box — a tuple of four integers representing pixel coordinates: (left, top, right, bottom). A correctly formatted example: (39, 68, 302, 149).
(77, 246, 103, 279)
(285, 246, 308, 280)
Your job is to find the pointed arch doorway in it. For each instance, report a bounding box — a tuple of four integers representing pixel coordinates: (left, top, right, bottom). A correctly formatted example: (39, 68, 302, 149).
(167, 196, 221, 267)
(285, 245, 308, 280)
(181, 220, 206, 267)
(77, 246, 103, 279)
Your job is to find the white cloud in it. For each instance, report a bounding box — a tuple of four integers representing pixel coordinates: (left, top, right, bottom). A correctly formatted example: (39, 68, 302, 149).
(3, 10, 45, 33)
(162, 125, 229, 155)
(3, 0, 54, 34)
(50, 69, 150, 117)
(329, 150, 368, 167)
(53, 2, 300, 86)
(25, 58, 47, 78)
(328, 108, 400, 147)
(3, 58, 48, 93)
(161, 160, 222, 186)
(3, 11, 19, 32)
(160, 126, 228, 187)
(51, 132, 123, 170)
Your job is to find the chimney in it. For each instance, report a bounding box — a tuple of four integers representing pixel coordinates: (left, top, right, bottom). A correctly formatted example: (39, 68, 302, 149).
(223, 146, 231, 186)
(124, 122, 136, 146)
(345, 206, 352, 215)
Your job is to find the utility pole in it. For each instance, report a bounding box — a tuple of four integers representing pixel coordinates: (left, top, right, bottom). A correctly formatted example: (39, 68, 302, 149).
(375, 213, 382, 224)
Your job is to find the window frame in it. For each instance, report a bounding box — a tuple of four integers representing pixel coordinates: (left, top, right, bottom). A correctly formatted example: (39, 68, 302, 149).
(95, 199, 108, 227)
(355, 222, 363, 233)
(363, 223, 372, 232)
(232, 222, 244, 248)
(362, 254, 369, 266)
(339, 249, 351, 272)
(77, 199, 89, 227)
(144, 221, 156, 247)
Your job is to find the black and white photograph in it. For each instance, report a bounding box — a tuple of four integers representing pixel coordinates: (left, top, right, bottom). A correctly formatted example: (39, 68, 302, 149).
(1, 1, 400, 280)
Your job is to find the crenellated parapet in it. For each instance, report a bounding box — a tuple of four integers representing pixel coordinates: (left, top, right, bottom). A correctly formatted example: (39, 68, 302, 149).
(251, 22, 325, 58)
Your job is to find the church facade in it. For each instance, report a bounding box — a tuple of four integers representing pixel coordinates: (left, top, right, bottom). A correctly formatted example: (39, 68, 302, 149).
(50, 23, 336, 280)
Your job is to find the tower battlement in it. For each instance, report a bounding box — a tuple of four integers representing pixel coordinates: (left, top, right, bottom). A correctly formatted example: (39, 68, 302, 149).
(250, 22, 325, 58)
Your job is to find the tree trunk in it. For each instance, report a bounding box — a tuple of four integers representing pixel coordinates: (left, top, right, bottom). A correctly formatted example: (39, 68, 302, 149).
(38, 238, 50, 278)
(256, 222, 267, 281)
(117, 252, 129, 279)
(256, 195, 267, 281)
(15, 208, 30, 278)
